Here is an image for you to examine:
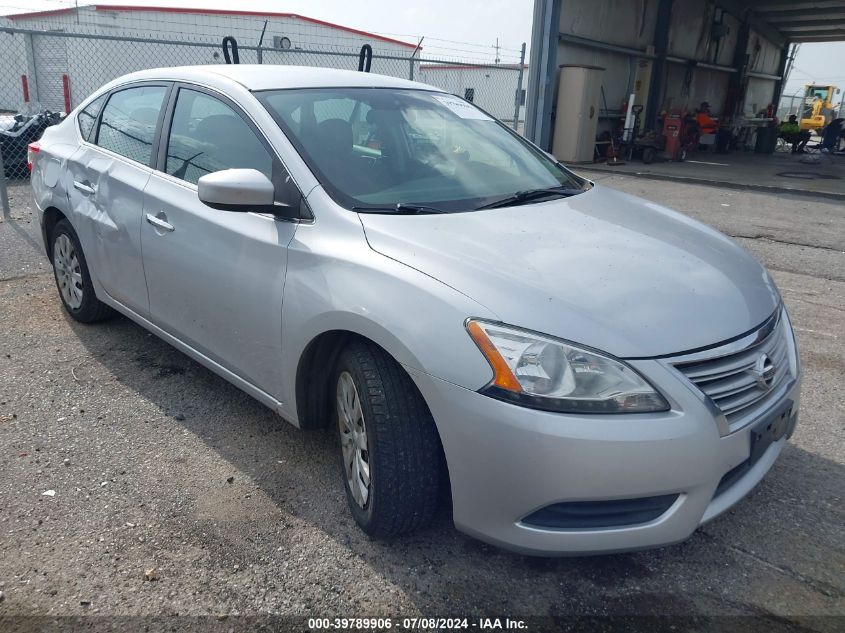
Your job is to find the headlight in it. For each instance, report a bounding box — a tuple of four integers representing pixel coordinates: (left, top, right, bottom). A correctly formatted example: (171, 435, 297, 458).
(466, 320, 669, 413)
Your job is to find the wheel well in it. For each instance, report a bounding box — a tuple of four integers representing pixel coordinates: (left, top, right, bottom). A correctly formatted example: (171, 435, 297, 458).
(42, 207, 68, 257)
(295, 330, 356, 431)
(295, 329, 452, 504)
(295, 331, 431, 431)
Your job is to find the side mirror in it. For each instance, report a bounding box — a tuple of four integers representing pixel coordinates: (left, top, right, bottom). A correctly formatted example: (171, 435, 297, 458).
(198, 168, 277, 213)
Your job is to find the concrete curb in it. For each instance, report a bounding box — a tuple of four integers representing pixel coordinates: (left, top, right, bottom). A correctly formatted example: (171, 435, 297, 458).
(570, 165, 845, 202)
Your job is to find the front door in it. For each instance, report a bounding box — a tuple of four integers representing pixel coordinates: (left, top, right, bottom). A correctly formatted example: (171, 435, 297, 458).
(140, 87, 299, 398)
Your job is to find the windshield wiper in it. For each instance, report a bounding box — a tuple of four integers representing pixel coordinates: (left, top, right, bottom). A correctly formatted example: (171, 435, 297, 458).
(352, 203, 448, 215)
(475, 187, 585, 210)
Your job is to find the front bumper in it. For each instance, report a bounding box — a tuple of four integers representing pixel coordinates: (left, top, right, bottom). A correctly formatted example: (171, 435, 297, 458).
(408, 334, 800, 556)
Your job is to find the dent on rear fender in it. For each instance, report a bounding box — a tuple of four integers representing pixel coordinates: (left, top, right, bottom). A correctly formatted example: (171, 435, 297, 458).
(32, 142, 78, 210)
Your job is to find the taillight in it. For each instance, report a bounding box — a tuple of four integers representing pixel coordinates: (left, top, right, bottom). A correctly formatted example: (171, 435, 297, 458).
(27, 142, 40, 172)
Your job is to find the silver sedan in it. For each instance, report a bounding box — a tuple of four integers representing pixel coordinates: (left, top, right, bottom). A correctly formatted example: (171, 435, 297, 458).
(28, 65, 800, 555)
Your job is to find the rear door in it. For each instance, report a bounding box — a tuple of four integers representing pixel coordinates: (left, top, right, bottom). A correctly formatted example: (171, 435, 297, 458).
(65, 83, 170, 317)
(140, 85, 303, 398)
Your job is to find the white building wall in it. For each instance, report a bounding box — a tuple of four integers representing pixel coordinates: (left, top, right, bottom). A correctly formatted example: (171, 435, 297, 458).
(11, 8, 413, 55)
(5, 7, 416, 111)
(0, 18, 32, 114)
(418, 66, 525, 122)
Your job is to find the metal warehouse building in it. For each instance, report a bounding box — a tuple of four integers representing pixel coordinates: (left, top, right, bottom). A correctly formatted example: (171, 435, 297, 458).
(2, 5, 418, 112)
(524, 0, 845, 153)
(1, 5, 525, 125)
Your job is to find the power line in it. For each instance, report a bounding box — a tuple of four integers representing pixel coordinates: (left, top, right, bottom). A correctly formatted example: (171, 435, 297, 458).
(370, 31, 523, 54)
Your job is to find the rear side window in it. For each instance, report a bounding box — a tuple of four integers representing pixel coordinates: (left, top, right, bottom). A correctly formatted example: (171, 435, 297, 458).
(96, 85, 167, 165)
(165, 89, 272, 186)
(77, 94, 106, 141)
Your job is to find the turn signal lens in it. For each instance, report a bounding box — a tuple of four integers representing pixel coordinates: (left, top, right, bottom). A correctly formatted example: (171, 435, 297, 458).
(466, 320, 523, 392)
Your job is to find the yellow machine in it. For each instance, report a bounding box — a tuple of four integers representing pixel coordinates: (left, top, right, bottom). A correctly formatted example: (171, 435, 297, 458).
(799, 84, 840, 132)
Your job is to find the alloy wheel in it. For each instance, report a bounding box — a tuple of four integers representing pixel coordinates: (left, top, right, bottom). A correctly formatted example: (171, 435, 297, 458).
(337, 371, 371, 508)
(54, 233, 83, 310)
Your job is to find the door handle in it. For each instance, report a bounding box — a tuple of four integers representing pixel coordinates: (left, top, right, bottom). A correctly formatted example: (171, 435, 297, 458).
(145, 213, 175, 232)
(73, 180, 96, 195)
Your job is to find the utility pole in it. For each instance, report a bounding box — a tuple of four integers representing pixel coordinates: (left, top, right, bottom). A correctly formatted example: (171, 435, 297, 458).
(511, 42, 527, 131)
(493, 38, 500, 64)
(783, 43, 800, 89)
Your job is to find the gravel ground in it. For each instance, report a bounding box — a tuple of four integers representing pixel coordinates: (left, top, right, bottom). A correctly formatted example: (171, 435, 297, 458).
(0, 177, 843, 629)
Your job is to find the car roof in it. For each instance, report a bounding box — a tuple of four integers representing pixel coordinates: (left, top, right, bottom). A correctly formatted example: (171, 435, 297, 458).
(109, 65, 444, 93)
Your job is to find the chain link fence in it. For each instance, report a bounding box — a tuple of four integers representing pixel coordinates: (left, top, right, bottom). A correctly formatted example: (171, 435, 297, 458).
(777, 90, 810, 121)
(0, 23, 526, 214)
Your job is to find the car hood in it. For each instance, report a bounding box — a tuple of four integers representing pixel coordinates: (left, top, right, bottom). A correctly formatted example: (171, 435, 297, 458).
(358, 185, 780, 358)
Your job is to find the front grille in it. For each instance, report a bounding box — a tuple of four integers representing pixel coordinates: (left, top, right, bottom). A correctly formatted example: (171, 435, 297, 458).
(673, 313, 792, 429)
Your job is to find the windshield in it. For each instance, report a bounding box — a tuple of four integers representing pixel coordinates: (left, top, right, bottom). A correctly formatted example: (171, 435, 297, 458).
(256, 88, 587, 212)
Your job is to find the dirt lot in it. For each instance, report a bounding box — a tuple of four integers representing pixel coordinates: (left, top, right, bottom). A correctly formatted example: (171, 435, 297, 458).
(0, 176, 843, 630)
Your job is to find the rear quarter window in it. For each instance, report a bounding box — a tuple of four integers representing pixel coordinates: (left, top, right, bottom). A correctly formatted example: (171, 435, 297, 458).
(77, 94, 106, 141)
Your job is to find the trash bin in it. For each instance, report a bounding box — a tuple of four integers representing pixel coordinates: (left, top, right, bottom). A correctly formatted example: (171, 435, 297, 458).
(754, 125, 777, 154)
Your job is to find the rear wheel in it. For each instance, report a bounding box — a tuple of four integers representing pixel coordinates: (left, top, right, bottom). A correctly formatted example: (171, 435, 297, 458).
(51, 219, 114, 323)
(334, 340, 441, 538)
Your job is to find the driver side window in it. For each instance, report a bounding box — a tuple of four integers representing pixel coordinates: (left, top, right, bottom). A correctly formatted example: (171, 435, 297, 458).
(165, 89, 273, 186)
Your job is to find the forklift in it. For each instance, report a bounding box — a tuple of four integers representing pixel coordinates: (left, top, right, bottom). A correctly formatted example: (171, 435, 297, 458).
(800, 84, 841, 133)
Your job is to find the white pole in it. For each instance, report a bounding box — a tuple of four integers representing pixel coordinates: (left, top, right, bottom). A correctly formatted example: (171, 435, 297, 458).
(622, 93, 636, 142)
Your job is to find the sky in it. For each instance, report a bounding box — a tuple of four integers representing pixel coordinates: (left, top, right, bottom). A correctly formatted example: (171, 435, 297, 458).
(783, 42, 845, 103)
(2, 0, 843, 98)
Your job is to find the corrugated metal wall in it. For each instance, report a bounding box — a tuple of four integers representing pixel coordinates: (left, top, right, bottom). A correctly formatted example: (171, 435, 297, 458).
(554, 0, 784, 130)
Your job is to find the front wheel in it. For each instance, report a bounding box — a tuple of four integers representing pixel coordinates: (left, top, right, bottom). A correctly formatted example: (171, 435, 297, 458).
(51, 219, 114, 323)
(334, 340, 442, 538)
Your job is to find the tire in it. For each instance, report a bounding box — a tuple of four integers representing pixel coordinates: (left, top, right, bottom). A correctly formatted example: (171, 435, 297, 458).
(333, 339, 442, 538)
(50, 219, 114, 323)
